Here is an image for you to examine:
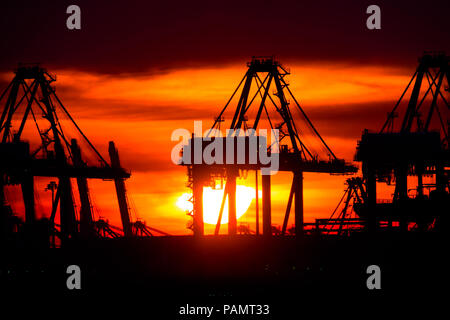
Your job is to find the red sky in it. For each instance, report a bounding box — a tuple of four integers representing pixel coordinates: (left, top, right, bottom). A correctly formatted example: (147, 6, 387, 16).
(1, 0, 449, 234)
(1, 63, 414, 234)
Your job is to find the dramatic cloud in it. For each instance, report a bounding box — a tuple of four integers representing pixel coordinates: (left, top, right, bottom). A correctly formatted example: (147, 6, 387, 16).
(1, 0, 449, 74)
(1, 1, 448, 234)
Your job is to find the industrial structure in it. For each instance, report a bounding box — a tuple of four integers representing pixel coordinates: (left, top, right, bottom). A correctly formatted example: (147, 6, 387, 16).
(317, 53, 449, 234)
(180, 57, 357, 237)
(0, 65, 166, 247)
(2, 54, 446, 246)
(1, 56, 446, 299)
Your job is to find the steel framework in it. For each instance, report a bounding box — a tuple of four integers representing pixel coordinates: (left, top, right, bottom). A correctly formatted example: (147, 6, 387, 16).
(0, 65, 133, 245)
(181, 57, 356, 237)
(321, 53, 450, 233)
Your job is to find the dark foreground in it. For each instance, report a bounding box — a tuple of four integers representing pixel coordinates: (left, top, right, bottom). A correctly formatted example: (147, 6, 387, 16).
(1, 233, 447, 318)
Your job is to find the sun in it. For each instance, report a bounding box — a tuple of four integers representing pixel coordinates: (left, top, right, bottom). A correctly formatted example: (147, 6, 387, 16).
(176, 186, 260, 224)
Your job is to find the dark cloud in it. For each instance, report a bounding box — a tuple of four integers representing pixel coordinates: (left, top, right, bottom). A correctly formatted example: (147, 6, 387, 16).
(60, 99, 212, 121)
(1, 0, 449, 74)
(120, 151, 179, 173)
(305, 101, 395, 139)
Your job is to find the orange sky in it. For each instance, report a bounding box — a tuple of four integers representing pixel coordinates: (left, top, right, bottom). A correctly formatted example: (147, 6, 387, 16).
(2, 62, 413, 235)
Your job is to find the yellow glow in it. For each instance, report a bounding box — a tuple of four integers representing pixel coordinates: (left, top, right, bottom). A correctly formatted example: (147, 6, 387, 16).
(176, 186, 261, 224)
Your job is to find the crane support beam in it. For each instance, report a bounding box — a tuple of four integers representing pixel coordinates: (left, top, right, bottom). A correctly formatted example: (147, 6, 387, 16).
(294, 171, 304, 237)
(281, 177, 295, 235)
(191, 166, 205, 237)
(71, 139, 94, 237)
(227, 168, 237, 235)
(108, 141, 133, 237)
(425, 70, 445, 130)
(262, 174, 271, 236)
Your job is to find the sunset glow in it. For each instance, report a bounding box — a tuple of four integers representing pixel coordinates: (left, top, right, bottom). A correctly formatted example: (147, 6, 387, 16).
(0, 63, 414, 235)
(176, 186, 261, 225)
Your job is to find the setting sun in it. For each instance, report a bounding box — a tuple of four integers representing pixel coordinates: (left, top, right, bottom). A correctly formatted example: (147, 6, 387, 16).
(176, 186, 261, 224)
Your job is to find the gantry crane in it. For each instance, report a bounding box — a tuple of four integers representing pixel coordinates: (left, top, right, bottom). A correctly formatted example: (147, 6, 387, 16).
(181, 57, 357, 237)
(0, 65, 133, 245)
(322, 53, 449, 233)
